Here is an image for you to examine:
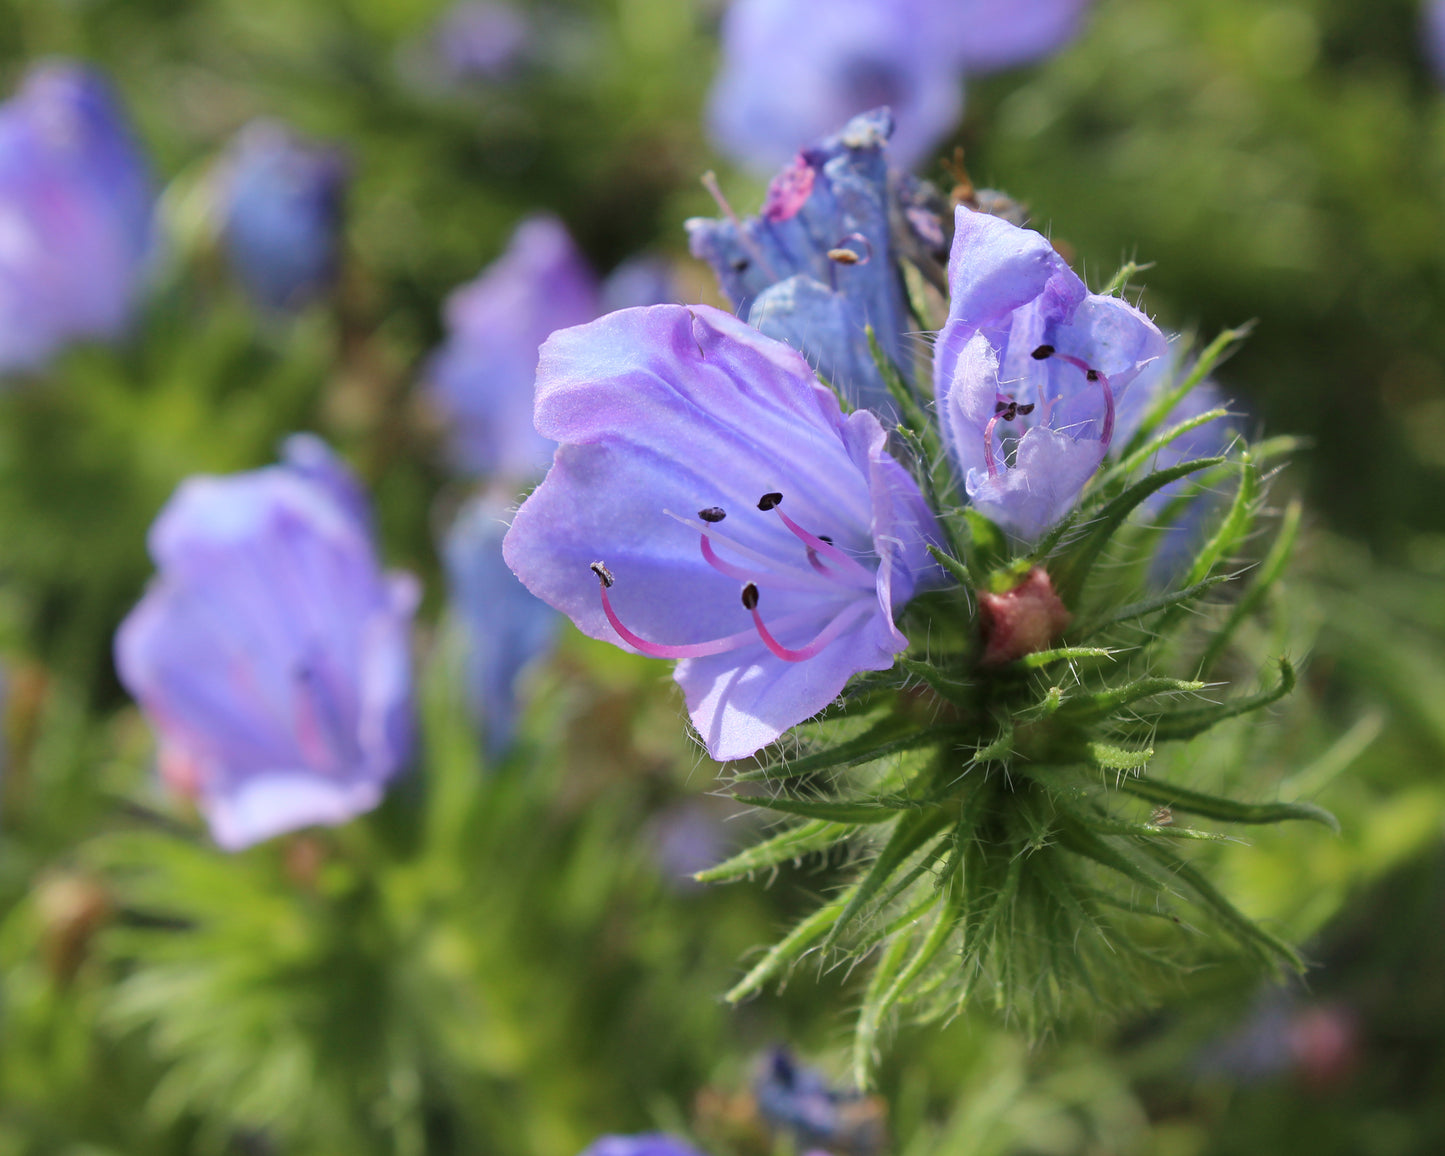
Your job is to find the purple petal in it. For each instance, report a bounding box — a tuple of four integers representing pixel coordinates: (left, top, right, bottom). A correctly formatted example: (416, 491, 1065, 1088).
(577, 1136, 710, 1156)
(946, 0, 1092, 72)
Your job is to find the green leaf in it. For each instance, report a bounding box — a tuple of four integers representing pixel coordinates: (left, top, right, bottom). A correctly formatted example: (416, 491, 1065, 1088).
(694, 819, 856, 883)
(1197, 498, 1303, 676)
(732, 716, 950, 783)
(1124, 656, 1296, 742)
(1115, 323, 1253, 458)
(1017, 646, 1116, 669)
(1113, 773, 1339, 832)
(725, 892, 852, 1003)
(825, 805, 953, 948)
(1059, 677, 1207, 721)
(1084, 741, 1155, 772)
(1097, 407, 1234, 489)
(1078, 575, 1230, 637)
(736, 794, 917, 824)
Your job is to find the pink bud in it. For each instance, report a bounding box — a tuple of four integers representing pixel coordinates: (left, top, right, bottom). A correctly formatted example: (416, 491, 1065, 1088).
(978, 567, 1071, 665)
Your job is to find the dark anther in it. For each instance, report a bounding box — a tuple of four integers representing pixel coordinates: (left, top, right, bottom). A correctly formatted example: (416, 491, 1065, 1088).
(757, 492, 784, 511)
(1086, 369, 1099, 382)
(994, 399, 1010, 413)
(819, 535, 833, 544)
(1015, 402, 1035, 416)
(741, 583, 760, 610)
(589, 561, 615, 588)
(698, 507, 727, 523)
(826, 247, 861, 264)
(996, 401, 1019, 422)
(730, 258, 750, 272)
(1031, 344, 1055, 360)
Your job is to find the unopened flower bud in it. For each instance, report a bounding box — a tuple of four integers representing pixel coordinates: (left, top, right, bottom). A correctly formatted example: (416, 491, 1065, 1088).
(978, 567, 1071, 665)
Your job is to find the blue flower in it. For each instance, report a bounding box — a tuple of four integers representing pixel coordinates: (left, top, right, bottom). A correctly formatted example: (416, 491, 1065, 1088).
(115, 436, 418, 851)
(217, 120, 349, 313)
(425, 214, 600, 480)
(577, 1136, 710, 1156)
(434, 2, 531, 81)
(754, 1048, 886, 1155)
(442, 490, 558, 757)
(0, 61, 154, 374)
(503, 304, 942, 761)
(946, 0, 1093, 72)
(933, 207, 1166, 540)
(687, 109, 910, 417)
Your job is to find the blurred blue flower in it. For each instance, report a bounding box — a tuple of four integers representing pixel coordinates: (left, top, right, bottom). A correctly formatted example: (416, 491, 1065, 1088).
(686, 109, 910, 416)
(577, 1135, 710, 1156)
(754, 1048, 886, 1155)
(707, 0, 963, 172)
(217, 120, 349, 313)
(1427, 0, 1445, 82)
(425, 214, 599, 479)
(115, 435, 418, 851)
(502, 304, 942, 761)
(600, 254, 676, 315)
(435, 2, 531, 80)
(0, 61, 154, 374)
(442, 490, 557, 757)
(946, 0, 1092, 72)
(933, 207, 1166, 540)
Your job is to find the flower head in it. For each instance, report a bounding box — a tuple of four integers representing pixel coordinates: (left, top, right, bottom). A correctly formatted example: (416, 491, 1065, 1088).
(217, 120, 349, 313)
(945, 0, 1093, 72)
(442, 489, 558, 756)
(687, 109, 910, 417)
(1427, 0, 1445, 83)
(933, 207, 1166, 540)
(707, 0, 963, 173)
(115, 436, 418, 851)
(425, 214, 599, 479)
(0, 61, 154, 374)
(434, 2, 531, 80)
(502, 304, 942, 761)
(754, 1048, 887, 1155)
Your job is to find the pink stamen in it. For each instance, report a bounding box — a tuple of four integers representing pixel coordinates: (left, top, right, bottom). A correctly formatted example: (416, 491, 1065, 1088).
(1053, 353, 1117, 451)
(666, 510, 832, 588)
(769, 506, 875, 585)
(596, 569, 756, 659)
(701, 170, 779, 281)
(748, 596, 875, 663)
(982, 412, 1004, 479)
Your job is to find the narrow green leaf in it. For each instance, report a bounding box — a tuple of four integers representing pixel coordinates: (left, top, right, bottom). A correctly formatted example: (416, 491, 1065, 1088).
(694, 819, 855, 883)
(1183, 455, 1259, 589)
(1197, 498, 1303, 677)
(1085, 741, 1155, 771)
(895, 657, 973, 705)
(1098, 407, 1233, 489)
(1098, 259, 1156, 297)
(926, 544, 973, 590)
(1116, 324, 1254, 458)
(1060, 677, 1206, 720)
(852, 928, 915, 1087)
(736, 795, 916, 824)
(1113, 772, 1339, 832)
(1017, 646, 1116, 669)
(1078, 575, 1230, 636)
(732, 717, 947, 783)
(1124, 656, 1296, 743)
(825, 806, 952, 948)
(725, 891, 851, 1003)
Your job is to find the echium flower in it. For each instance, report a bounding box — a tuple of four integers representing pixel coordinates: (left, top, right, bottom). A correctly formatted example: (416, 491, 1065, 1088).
(933, 207, 1167, 540)
(0, 62, 154, 375)
(503, 305, 943, 761)
(216, 120, 349, 313)
(577, 1136, 710, 1156)
(687, 108, 910, 416)
(115, 436, 418, 851)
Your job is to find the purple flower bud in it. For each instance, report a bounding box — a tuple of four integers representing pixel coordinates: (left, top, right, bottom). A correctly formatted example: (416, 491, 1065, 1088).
(577, 1136, 711, 1156)
(945, 0, 1093, 73)
(707, 0, 964, 173)
(686, 110, 910, 417)
(115, 436, 418, 851)
(502, 304, 943, 762)
(442, 490, 557, 756)
(434, 2, 531, 81)
(0, 61, 154, 374)
(217, 121, 349, 313)
(425, 214, 600, 479)
(933, 207, 1166, 541)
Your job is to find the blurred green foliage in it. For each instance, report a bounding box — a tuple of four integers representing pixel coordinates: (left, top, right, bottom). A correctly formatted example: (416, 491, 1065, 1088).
(0, 0, 1441, 1154)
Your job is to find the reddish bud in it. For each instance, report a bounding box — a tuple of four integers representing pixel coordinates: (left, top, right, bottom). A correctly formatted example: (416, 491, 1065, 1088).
(978, 567, 1071, 665)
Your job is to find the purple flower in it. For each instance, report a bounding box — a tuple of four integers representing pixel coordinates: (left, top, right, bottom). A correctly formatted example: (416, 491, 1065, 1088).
(115, 436, 418, 851)
(1427, 0, 1445, 83)
(435, 2, 531, 80)
(945, 0, 1092, 72)
(217, 120, 349, 313)
(425, 214, 599, 479)
(600, 255, 676, 315)
(0, 61, 154, 374)
(502, 305, 942, 762)
(708, 0, 963, 174)
(933, 208, 1166, 541)
(577, 1136, 710, 1156)
(687, 109, 910, 417)
(442, 490, 557, 756)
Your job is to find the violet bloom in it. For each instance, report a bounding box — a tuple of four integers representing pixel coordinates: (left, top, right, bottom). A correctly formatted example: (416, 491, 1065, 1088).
(503, 305, 942, 762)
(687, 109, 910, 417)
(217, 121, 349, 313)
(933, 207, 1166, 541)
(435, 2, 530, 80)
(442, 490, 557, 756)
(708, 0, 963, 173)
(115, 436, 418, 851)
(0, 62, 154, 375)
(577, 1136, 710, 1156)
(1426, 0, 1445, 83)
(754, 1048, 886, 1155)
(946, 0, 1092, 72)
(425, 214, 599, 479)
